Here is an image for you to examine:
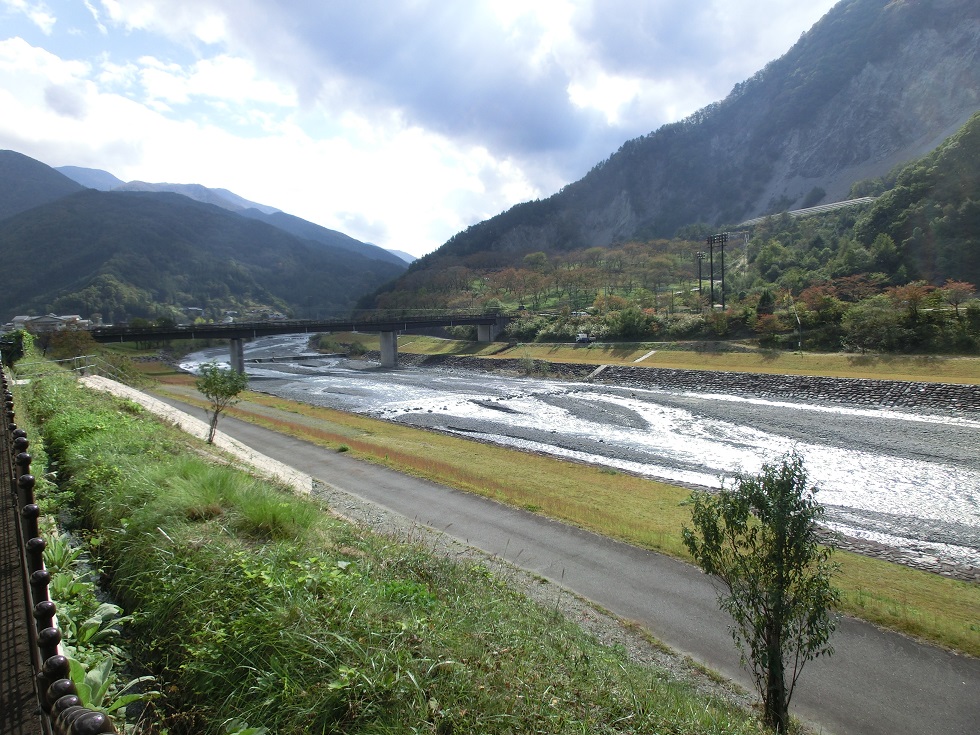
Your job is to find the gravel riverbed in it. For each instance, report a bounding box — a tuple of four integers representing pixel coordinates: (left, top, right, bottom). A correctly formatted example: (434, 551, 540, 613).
(83, 375, 763, 721)
(182, 337, 980, 581)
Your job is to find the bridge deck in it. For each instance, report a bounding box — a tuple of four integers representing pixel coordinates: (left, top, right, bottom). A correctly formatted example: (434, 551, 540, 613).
(89, 314, 507, 343)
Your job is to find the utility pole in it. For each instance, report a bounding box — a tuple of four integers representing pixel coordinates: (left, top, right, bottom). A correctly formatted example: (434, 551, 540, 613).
(706, 233, 729, 309)
(696, 251, 706, 312)
(708, 240, 715, 306)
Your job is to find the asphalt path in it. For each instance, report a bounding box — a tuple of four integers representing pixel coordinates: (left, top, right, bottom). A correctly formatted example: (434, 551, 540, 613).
(155, 392, 980, 735)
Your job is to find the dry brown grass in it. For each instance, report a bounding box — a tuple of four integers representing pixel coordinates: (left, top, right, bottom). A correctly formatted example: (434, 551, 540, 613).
(393, 336, 980, 384)
(137, 347, 979, 655)
(145, 381, 980, 656)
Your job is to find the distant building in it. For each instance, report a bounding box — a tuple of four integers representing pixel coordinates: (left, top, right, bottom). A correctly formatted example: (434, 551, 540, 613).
(7, 314, 92, 332)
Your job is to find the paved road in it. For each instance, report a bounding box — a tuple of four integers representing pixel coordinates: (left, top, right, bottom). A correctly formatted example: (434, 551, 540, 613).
(154, 392, 980, 735)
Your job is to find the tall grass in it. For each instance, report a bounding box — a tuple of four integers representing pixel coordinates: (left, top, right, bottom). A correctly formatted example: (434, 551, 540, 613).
(18, 364, 769, 734)
(164, 386, 979, 657)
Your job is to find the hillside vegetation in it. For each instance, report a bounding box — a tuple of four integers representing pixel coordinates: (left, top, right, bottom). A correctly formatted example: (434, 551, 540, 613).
(372, 113, 980, 354)
(0, 183, 406, 323)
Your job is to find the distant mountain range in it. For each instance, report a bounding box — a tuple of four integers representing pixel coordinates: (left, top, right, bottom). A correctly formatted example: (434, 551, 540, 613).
(4, 0, 976, 325)
(387, 0, 979, 287)
(0, 150, 408, 322)
(53, 165, 411, 263)
(57, 166, 281, 214)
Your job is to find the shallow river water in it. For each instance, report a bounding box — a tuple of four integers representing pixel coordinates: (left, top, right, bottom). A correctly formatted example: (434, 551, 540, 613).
(181, 334, 980, 569)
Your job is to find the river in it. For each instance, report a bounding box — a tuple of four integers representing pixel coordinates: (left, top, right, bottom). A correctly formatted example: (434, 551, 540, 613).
(180, 334, 980, 571)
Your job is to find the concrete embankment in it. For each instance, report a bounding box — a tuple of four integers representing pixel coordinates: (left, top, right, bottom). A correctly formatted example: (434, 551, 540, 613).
(391, 353, 980, 415)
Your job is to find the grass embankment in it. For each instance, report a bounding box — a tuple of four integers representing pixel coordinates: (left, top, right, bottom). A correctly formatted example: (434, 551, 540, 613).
(146, 354, 980, 658)
(18, 362, 768, 734)
(392, 334, 980, 384)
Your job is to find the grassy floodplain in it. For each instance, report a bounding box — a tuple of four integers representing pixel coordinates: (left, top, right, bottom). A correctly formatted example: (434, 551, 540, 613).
(389, 333, 980, 384)
(17, 359, 772, 734)
(141, 340, 980, 659)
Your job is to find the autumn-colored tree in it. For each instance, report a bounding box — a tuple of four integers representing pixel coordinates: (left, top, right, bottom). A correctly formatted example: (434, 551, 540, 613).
(830, 274, 887, 302)
(754, 313, 784, 345)
(46, 328, 99, 361)
(799, 284, 845, 324)
(885, 281, 935, 321)
(592, 294, 628, 316)
(940, 279, 976, 318)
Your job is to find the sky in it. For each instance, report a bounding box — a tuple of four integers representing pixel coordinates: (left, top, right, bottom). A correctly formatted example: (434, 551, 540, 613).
(0, 1, 839, 257)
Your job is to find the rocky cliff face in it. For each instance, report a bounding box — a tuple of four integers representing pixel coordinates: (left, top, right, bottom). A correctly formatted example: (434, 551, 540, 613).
(422, 0, 980, 265)
(755, 16, 980, 213)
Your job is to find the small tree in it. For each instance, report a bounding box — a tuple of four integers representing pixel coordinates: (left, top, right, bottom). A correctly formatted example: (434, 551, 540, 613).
(47, 328, 99, 360)
(0, 329, 28, 367)
(940, 279, 976, 318)
(682, 452, 839, 733)
(195, 362, 249, 444)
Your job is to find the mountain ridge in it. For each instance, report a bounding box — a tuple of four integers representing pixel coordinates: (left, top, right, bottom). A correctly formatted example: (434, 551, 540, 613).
(53, 164, 405, 266)
(0, 155, 408, 322)
(402, 0, 979, 274)
(0, 150, 86, 221)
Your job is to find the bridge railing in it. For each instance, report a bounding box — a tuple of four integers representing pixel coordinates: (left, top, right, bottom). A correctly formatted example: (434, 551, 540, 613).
(1, 368, 117, 734)
(88, 312, 514, 345)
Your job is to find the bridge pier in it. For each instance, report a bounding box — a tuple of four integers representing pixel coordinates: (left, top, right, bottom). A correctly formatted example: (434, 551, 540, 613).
(477, 320, 503, 343)
(230, 338, 246, 373)
(379, 331, 398, 368)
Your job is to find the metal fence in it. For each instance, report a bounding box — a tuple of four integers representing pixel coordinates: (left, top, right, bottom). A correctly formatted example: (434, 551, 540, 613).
(1, 367, 116, 735)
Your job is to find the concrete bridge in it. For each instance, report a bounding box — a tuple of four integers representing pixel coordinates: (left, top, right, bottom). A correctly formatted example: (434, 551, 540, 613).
(89, 314, 509, 370)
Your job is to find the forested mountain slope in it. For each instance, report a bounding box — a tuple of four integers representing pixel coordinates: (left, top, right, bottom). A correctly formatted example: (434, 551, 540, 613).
(0, 150, 86, 221)
(853, 111, 980, 285)
(240, 209, 406, 266)
(0, 189, 406, 322)
(55, 164, 404, 266)
(390, 0, 978, 285)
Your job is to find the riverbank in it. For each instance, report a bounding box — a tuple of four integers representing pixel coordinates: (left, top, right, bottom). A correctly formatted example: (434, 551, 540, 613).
(163, 339, 980, 583)
(148, 341, 980, 650)
(357, 351, 977, 582)
(387, 352, 980, 416)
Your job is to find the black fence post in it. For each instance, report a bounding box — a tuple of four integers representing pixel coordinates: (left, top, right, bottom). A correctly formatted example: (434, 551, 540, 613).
(0, 378, 118, 734)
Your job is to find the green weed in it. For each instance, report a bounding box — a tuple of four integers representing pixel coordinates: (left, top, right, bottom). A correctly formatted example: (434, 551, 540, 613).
(21, 364, 770, 734)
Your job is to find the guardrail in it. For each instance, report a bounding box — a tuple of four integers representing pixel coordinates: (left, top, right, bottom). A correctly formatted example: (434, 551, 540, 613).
(1, 368, 116, 735)
(737, 196, 877, 227)
(88, 312, 513, 343)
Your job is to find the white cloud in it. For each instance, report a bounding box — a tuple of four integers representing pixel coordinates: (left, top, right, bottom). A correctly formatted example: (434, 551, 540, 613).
(567, 70, 643, 125)
(96, 57, 138, 89)
(181, 56, 295, 106)
(98, 0, 228, 45)
(0, 36, 88, 82)
(82, 0, 107, 34)
(0, 1, 842, 256)
(202, 112, 540, 257)
(0, 35, 537, 255)
(2, 0, 56, 34)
